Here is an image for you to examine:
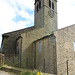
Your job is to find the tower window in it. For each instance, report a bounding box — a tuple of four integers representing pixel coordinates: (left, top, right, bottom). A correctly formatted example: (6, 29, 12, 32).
(37, 4, 39, 12)
(52, 2, 54, 10)
(49, 0, 51, 8)
(39, 1, 41, 9)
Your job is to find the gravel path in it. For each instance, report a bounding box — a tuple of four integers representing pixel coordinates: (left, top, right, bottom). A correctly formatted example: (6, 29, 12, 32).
(0, 71, 16, 75)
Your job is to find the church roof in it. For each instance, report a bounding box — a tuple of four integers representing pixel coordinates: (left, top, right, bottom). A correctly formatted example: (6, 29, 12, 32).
(2, 26, 35, 36)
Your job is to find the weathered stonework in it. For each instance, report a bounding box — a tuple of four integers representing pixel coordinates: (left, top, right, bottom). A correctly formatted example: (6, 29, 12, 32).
(2, 26, 35, 55)
(54, 24, 75, 75)
(34, 35, 57, 74)
(0, 54, 4, 67)
(20, 27, 53, 69)
(1, 0, 75, 74)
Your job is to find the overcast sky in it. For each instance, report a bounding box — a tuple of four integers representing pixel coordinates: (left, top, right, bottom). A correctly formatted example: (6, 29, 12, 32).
(0, 0, 75, 47)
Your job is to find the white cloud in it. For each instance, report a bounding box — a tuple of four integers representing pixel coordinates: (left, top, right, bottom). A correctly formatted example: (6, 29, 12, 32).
(0, 0, 34, 47)
(16, 0, 34, 10)
(0, 0, 75, 47)
(18, 10, 34, 21)
(58, 0, 75, 29)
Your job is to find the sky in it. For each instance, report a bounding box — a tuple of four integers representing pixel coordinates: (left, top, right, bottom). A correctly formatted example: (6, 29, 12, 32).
(0, 0, 75, 47)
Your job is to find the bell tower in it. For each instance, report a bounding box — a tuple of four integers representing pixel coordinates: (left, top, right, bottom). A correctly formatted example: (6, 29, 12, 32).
(34, 0, 57, 33)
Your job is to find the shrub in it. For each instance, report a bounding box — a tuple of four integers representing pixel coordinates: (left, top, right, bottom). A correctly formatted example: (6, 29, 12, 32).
(18, 71, 37, 75)
(18, 70, 43, 75)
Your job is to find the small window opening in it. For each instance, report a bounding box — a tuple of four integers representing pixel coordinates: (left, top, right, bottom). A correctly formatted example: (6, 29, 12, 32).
(52, 2, 54, 10)
(39, 1, 41, 9)
(49, 0, 51, 8)
(38, 42, 42, 53)
(74, 41, 75, 51)
(16, 42, 19, 54)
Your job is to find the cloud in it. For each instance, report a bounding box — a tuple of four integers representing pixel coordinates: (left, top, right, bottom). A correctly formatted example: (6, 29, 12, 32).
(0, 0, 34, 47)
(13, 15, 26, 23)
(58, 0, 75, 29)
(0, 0, 75, 47)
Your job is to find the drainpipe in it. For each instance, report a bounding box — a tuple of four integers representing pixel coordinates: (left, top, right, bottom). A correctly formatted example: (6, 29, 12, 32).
(66, 60, 69, 75)
(34, 42, 36, 69)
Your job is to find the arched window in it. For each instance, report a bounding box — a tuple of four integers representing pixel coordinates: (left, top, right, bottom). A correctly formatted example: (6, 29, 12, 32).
(49, 0, 51, 8)
(38, 42, 42, 53)
(39, 1, 41, 9)
(37, 4, 39, 12)
(52, 2, 54, 10)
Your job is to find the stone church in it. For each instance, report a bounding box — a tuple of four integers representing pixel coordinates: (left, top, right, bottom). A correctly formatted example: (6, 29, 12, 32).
(1, 0, 75, 75)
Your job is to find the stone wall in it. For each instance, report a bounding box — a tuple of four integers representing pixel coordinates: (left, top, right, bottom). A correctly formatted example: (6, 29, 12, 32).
(35, 0, 57, 32)
(33, 35, 57, 74)
(42, 73, 56, 75)
(2, 26, 35, 55)
(0, 54, 4, 67)
(21, 27, 51, 69)
(44, 0, 57, 32)
(2, 0, 57, 71)
(16, 37, 22, 61)
(2, 26, 56, 69)
(54, 24, 75, 75)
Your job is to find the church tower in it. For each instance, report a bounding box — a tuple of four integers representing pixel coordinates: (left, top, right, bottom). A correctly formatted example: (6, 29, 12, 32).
(34, 0, 57, 33)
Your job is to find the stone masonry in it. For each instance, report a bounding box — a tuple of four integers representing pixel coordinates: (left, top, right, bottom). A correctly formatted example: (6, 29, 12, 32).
(34, 34, 57, 74)
(55, 24, 75, 75)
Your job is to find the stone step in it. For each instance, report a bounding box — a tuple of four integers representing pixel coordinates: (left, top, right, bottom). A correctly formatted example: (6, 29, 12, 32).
(1, 66, 21, 74)
(1, 65, 33, 74)
(1, 65, 56, 75)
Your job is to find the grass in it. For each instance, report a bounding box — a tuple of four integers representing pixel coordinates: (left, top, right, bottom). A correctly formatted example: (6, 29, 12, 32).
(8, 71, 16, 74)
(18, 71, 37, 75)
